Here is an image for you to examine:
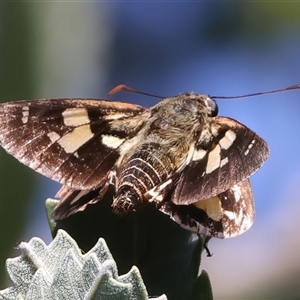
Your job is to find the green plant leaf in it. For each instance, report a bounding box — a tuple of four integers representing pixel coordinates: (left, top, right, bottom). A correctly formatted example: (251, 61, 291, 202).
(0, 230, 166, 300)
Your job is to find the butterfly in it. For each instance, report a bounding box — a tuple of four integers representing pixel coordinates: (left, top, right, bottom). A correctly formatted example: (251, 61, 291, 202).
(0, 84, 276, 238)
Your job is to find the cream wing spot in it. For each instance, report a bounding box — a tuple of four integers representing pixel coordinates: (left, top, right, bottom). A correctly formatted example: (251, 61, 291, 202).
(102, 135, 125, 149)
(192, 148, 207, 161)
(57, 124, 94, 153)
(206, 144, 221, 174)
(193, 196, 222, 221)
(219, 130, 236, 150)
(104, 113, 128, 120)
(220, 157, 228, 167)
(47, 131, 61, 143)
(62, 108, 90, 126)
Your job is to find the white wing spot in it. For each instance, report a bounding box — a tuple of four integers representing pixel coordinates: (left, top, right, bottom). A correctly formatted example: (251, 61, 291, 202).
(223, 204, 249, 233)
(206, 144, 221, 174)
(102, 135, 125, 149)
(156, 194, 164, 202)
(223, 210, 237, 221)
(147, 178, 173, 202)
(21, 106, 29, 124)
(231, 184, 242, 202)
(244, 139, 256, 156)
(159, 178, 173, 191)
(192, 148, 207, 161)
(147, 189, 160, 201)
(104, 113, 128, 120)
(58, 124, 94, 153)
(62, 108, 90, 126)
(70, 190, 89, 204)
(220, 157, 228, 167)
(47, 131, 61, 143)
(219, 130, 236, 150)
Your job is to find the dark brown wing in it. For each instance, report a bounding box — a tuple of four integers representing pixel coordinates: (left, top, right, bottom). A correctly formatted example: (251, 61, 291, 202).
(0, 98, 146, 189)
(171, 117, 269, 205)
(160, 179, 254, 238)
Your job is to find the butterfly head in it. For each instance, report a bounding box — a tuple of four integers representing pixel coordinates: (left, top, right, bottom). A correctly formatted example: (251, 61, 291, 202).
(193, 93, 219, 117)
(152, 92, 217, 117)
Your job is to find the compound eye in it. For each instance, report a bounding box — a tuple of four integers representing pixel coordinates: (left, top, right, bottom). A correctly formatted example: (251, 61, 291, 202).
(206, 97, 218, 117)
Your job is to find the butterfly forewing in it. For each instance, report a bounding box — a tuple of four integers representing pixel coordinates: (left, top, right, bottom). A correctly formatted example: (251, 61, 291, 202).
(0, 99, 146, 189)
(171, 117, 269, 205)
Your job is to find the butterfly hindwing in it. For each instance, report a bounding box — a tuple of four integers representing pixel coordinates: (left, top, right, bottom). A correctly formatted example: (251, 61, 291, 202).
(161, 179, 254, 238)
(52, 185, 105, 220)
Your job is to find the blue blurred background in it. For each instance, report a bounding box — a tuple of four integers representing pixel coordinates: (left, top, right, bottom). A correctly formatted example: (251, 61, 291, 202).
(1, 2, 300, 298)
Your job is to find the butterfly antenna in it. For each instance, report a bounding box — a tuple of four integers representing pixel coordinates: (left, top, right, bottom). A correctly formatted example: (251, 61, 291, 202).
(107, 84, 164, 99)
(211, 84, 300, 99)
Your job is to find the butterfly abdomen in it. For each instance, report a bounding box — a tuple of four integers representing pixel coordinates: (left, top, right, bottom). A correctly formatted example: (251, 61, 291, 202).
(112, 143, 173, 213)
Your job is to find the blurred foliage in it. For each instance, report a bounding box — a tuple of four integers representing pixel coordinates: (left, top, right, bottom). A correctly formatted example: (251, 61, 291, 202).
(202, 2, 300, 45)
(0, 2, 37, 288)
